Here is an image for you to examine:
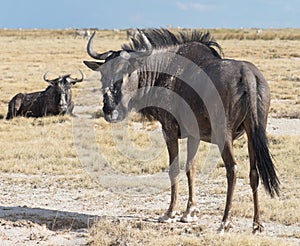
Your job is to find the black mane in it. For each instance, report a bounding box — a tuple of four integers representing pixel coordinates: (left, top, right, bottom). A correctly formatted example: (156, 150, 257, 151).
(122, 28, 223, 58)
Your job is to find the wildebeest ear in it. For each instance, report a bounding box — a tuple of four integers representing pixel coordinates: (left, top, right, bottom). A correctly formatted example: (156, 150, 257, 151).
(83, 61, 104, 71)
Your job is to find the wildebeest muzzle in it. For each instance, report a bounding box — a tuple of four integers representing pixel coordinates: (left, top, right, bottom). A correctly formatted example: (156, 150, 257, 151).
(58, 93, 68, 113)
(102, 87, 125, 122)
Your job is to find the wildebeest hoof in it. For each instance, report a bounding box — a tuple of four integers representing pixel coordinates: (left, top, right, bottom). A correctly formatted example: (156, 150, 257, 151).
(158, 211, 178, 223)
(252, 222, 264, 234)
(180, 206, 199, 223)
(218, 221, 233, 234)
(180, 213, 198, 223)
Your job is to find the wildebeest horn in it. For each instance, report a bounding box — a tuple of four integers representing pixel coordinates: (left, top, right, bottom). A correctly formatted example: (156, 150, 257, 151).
(87, 31, 113, 60)
(138, 30, 152, 50)
(70, 70, 85, 83)
(43, 72, 52, 83)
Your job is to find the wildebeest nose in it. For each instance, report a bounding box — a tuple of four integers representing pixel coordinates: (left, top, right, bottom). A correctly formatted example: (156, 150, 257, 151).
(111, 110, 119, 121)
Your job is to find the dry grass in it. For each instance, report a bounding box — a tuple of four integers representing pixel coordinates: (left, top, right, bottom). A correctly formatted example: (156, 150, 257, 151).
(0, 116, 78, 174)
(0, 29, 299, 245)
(211, 28, 300, 41)
(169, 28, 300, 41)
(89, 218, 296, 246)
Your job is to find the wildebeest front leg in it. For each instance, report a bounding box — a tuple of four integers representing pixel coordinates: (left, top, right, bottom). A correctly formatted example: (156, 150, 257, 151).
(159, 128, 180, 223)
(181, 136, 200, 222)
(66, 101, 75, 115)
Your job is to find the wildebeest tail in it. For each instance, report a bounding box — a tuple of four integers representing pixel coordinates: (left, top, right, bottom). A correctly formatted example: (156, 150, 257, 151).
(252, 125, 280, 197)
(243, 64, 280, 197)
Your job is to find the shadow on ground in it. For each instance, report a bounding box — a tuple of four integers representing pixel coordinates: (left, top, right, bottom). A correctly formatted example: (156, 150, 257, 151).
(0, 205, 100, 231)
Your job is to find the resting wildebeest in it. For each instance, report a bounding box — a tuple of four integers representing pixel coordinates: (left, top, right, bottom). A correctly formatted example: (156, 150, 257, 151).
(6, 71, 84, 119)
(84, 29, 279, 233)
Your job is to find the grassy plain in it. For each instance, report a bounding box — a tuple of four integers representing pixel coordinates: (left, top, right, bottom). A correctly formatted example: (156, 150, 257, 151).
(0, 29, 299, 245)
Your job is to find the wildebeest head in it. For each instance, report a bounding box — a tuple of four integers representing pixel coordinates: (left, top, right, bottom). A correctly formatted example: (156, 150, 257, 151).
(84, 31, 151, 122)
(43, 71, 84, 113)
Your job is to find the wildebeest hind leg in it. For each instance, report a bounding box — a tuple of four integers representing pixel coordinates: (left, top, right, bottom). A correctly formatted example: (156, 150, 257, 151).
(6, 93, 25, 119)
(244, 120, 264, 233)
(218, 136, 237, 233)
(181, 136, 200, 223)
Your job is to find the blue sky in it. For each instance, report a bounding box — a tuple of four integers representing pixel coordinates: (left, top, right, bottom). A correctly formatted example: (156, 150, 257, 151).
(0, 0, 299, 29)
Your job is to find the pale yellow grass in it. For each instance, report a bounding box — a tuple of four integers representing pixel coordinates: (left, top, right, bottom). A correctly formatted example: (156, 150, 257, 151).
(0, 115, 97, 190)
(0, 116, 77, 174)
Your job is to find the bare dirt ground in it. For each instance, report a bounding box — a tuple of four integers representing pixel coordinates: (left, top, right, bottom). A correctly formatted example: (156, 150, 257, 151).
(0, 115, 299, 245)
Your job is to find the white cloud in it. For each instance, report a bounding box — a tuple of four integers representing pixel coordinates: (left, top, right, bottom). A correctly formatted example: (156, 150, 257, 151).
(176, 2, 215, 11)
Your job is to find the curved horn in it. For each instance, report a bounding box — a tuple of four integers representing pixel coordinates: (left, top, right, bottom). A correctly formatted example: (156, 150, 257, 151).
(70, 70, 85, 83)
(43, 71, 51, 83)
(138, 30, 152, 50)
(87, 31, 113, 60)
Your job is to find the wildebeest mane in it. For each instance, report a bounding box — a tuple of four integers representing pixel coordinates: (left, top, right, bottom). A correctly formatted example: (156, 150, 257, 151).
(122, 28, 223, 58)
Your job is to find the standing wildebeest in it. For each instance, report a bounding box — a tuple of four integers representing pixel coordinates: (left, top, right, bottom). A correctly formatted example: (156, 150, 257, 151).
(6, 71, 84, 119)
(74, 29, 91, 40)
(84, 29, 280, 233)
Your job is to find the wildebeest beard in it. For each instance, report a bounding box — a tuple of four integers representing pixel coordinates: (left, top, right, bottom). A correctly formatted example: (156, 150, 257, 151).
(102, 80, 124, 122)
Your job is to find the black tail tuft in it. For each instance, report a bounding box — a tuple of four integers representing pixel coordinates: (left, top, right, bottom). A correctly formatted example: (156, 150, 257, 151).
(253, 125, 280, 197)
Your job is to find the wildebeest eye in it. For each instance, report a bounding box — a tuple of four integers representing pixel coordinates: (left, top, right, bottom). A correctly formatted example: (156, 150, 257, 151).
(113, 80, 122, 93)
(103, 95, 108, 103)
(103, 87, 109, 94)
